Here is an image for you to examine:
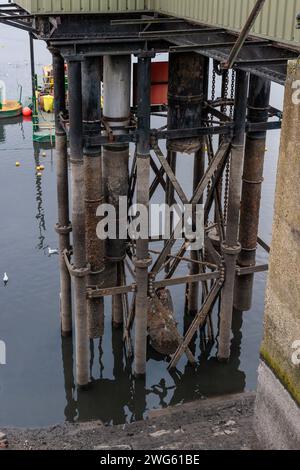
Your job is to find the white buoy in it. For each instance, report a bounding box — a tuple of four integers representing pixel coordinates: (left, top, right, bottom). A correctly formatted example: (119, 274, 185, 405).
(3, 273, 8, 286)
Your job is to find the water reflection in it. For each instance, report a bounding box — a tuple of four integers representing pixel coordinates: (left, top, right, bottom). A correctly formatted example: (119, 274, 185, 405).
(0, 116, 24, 143)
(33, 143, 47, 251)
(33, 141, 54, 252)
(61, 306, 246, 425)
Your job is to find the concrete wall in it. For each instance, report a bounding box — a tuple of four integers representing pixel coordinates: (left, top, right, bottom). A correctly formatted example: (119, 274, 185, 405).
(255, 59, 300, 450)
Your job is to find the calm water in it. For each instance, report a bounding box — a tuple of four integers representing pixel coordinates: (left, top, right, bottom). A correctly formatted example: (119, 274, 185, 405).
(0, 22, 284, 427)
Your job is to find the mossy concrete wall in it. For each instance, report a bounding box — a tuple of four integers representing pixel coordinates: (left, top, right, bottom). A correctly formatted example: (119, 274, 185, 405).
(261, 59, 300, 404)
(255, 59, 300, 449)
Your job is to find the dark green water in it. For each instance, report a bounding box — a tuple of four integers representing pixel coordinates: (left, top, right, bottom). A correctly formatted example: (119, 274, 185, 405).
(0, 20, 283, 427)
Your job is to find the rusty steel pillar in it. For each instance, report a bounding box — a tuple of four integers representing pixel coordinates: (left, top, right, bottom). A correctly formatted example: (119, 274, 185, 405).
(234, 75, 271, 311)
(218, 70, 249, 362)
(68, 59, 89, 388)
(82, 57, 105, 339)
(167, 52, 205, 155)
(103, 55, 131, 329)
(187, 56, 209, 315)
(134, 54, 152, 377)
(52, 50, 72, 337)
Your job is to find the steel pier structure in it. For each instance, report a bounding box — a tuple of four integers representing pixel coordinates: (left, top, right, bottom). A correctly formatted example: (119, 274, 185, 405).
(2, 1, 299, 387)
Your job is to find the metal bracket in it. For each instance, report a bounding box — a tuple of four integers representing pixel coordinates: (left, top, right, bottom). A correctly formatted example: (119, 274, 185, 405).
(55, 223, 72, 235)
(221, 242, 242, 256)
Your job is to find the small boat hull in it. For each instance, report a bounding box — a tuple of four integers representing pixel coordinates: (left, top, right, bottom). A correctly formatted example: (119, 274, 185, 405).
(0, 100, 22, 119)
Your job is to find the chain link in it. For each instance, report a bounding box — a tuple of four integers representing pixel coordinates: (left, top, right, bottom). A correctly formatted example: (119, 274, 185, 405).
(224, 70, 236, 224)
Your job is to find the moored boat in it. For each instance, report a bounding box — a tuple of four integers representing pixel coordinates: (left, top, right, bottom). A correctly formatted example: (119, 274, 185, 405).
(0, 100, 22, 119)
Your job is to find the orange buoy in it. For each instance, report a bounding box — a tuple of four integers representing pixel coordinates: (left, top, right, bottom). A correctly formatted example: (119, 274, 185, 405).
(22, 107, 32, 117)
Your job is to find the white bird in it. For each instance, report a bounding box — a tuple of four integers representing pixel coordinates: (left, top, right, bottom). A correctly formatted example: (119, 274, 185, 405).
(48, 248, 59, 256)
(3, 273, 8, 286)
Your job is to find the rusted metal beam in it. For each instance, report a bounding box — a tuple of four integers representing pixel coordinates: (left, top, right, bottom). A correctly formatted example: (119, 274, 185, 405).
(151, 141, 231, 276)
(152, 143, 189, 205)
(168, 280, 223, 370)
(221, 0, 267, 69)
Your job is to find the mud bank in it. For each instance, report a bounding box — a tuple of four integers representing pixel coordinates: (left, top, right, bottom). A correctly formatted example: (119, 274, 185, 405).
(1, 393, 259, 451)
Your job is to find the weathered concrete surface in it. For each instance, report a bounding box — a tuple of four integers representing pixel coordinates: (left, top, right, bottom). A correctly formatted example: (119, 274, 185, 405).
(1, 393, 258, 450)
(254, 60, 300, 449)
(255, 362, 300, 450)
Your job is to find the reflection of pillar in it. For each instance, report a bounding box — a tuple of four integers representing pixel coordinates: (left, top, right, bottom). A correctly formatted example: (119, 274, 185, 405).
(61, 336, 77, 423)
(134, 55, 152, 377)
(255, 61, 300, 449)
(33, 143, 46, 250)
(82, 57, 105, 339)
(68, 59, 89, 388)
(134, 378, 147, 422)
(0, 122, 5, 142)
(53, 51, 72, 336)
(218, 70, 249, 361)
(235, 75, 271, 311)
(103, 55, 131, 328)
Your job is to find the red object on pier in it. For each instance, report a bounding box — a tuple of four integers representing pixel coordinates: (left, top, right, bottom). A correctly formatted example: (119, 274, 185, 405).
(133, 61, 169, 106)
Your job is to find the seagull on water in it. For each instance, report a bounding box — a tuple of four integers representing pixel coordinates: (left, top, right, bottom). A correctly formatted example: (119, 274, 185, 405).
(48, 248, 59, 256)
(3, 273, 8, 286)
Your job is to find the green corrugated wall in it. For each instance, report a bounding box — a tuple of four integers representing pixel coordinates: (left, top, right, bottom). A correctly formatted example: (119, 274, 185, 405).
(156, 0, 300, 46)
(15, 0, 300, 46)
(15, 0, 153, 14)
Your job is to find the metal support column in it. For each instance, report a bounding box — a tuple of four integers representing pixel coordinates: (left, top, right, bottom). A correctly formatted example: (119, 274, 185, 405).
(82, 57, 105, 339)
(52, 50, 72, 337)
(187, 55, 209, 315)
(103, 55, 131, 328)
(218, 70, 249, 361)
(68, 59, 89, 388)
(234, 75, 271, 311)
(134, 54, 152, 377)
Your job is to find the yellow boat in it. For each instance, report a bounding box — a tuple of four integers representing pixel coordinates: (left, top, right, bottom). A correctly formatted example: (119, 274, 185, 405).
(0, 100, 22, 119)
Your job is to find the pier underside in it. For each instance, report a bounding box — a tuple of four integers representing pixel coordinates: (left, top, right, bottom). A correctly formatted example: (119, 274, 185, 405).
(1, 6, 298, 386)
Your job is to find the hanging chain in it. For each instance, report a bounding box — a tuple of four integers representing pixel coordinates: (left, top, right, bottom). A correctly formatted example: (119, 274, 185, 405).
(207, 66, 217, 198)
(224, 70, 236, 224)
(230, 69, 236, 119)
(211, 67, 216, 103)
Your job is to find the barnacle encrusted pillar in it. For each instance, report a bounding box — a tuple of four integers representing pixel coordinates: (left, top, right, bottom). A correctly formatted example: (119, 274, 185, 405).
(82, 57, 105, 339)
(134, 54, 152, 377)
